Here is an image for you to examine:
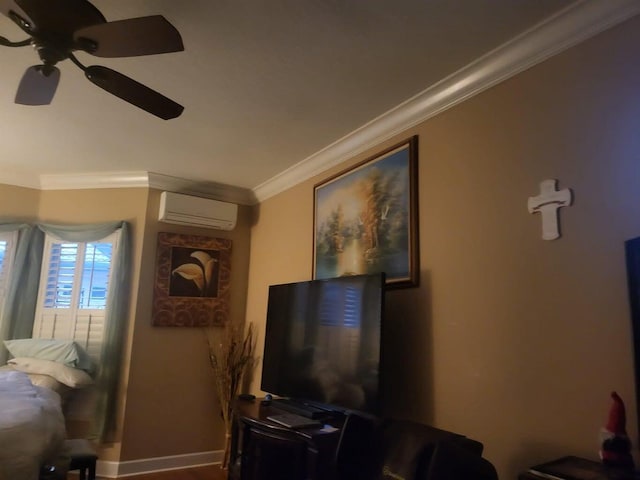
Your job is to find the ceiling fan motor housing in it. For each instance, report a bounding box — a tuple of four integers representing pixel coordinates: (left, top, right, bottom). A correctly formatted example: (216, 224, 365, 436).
(33, 41, 67, 67)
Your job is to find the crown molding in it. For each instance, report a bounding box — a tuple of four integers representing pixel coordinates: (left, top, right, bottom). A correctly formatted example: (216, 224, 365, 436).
(36, 171, 255, 205)
(252, 0, 640, 203)
(0, 172, 41, 190)
(39, 171, 151, 190)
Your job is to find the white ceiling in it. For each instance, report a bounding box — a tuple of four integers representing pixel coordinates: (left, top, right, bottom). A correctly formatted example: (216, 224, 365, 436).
(0, 1, 635, 203)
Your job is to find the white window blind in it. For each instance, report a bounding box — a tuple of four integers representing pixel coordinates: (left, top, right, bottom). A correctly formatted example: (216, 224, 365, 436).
(32, 231, 119, 361)
(317, 282, 362, 374)
(319, 283, 362, 327)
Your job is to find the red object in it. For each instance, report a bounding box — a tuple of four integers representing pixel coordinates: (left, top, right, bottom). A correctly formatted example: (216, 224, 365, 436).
(606, 391, 627, 435)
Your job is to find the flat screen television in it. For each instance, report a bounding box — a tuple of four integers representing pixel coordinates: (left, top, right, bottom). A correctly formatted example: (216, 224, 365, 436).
(261, 273, 385, 415)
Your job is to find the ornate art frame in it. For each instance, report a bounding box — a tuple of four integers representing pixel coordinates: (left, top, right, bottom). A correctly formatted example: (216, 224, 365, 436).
(313, 136, 419, 288)
(152, 232, 232, 327)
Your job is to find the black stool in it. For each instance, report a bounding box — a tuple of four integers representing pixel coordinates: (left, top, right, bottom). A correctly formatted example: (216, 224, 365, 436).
(65, 439, 98, 480)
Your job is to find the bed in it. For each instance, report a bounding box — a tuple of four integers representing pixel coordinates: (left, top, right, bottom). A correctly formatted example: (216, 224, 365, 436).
(0, 339, 95, 480)
(0, 370, 65, 480)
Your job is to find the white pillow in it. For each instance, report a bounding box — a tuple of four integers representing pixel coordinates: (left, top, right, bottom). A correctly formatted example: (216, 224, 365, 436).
(3, 338, 94, 373)
(26, 372, 69, 394)
(8, 357, 94, 388)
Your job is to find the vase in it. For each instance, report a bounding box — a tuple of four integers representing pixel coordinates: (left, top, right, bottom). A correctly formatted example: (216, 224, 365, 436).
(221, 430, 232, 470)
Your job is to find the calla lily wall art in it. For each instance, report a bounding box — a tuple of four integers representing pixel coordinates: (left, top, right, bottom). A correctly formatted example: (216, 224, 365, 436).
(170, 249, 220, 298)
(152, 232, 232, 327)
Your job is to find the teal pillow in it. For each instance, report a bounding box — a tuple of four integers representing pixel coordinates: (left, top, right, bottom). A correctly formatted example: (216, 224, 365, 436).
(3, 338, 94, 373)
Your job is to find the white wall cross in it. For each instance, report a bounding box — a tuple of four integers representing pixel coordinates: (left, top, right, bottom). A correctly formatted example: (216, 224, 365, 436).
(527, 179, 573, 240)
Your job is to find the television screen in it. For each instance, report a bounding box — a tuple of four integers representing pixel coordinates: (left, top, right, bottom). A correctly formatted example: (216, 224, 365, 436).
(261, 273, 385, 414)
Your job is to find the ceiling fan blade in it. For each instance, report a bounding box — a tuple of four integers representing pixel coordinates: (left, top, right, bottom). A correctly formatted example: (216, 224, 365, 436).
(14, 0, 105, 35)
(0, 0, 33, 33)
(74, 15, 184, 57)
(15, 65, 60, 105)
(85, 65, 183, 120)
(0, 0, 19, 16)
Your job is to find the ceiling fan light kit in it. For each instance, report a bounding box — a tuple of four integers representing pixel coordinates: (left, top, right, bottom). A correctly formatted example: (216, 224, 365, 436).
(0, 0, 184, 119)
(15, 64, 60, 105)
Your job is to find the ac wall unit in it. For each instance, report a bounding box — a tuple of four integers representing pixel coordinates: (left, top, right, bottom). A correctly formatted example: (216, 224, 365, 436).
(159, 191, 238, 231)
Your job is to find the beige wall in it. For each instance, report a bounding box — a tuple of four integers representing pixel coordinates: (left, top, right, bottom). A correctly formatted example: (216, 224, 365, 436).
(246, 16, 640, 479)
(2, 186, 254, 463)
(119, 189, 253, 460)
(1, 185, 253, 463)
(0, 183, 39, 220)
(37, 188, 149, 462)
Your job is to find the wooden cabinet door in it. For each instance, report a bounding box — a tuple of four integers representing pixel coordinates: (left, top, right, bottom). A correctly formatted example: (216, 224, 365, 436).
(241, 425, 310, 480)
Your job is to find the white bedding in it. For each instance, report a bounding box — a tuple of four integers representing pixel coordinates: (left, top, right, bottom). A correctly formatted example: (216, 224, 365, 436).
(0, 370, 66, 480)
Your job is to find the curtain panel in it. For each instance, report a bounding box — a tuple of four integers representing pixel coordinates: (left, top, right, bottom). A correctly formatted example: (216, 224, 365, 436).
(0, 223, 44, 364)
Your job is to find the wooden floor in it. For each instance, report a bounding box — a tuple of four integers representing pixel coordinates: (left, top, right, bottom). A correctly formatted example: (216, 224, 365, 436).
(97, 464, 227, 480)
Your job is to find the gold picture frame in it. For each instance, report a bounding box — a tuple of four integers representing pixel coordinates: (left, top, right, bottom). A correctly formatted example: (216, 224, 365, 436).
(313, 136, 419, 288)
(152, 232, 232, 327)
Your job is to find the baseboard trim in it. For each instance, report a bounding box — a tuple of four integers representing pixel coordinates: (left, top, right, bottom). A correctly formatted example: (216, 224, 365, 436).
(96, 450, 224, 478)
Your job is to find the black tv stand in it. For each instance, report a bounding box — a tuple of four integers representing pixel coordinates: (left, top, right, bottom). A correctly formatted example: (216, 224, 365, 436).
(229, 398, 346, 480)
(271, 398, 327, 419)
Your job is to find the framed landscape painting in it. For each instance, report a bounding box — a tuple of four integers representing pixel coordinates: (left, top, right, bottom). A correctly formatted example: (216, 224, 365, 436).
(313, 136, 419, 288)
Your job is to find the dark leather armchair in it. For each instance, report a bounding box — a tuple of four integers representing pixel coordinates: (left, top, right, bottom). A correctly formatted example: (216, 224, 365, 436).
(334, 416, 498, 480)
(422, 438, 498, 480)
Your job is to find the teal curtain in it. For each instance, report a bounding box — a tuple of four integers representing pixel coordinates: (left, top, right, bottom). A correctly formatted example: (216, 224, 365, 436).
(0, 224, 44, 364)
(38, 222, 131, 441)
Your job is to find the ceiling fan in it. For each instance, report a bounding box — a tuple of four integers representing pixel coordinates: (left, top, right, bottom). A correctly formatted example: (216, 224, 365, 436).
(0, 0, 184, 119)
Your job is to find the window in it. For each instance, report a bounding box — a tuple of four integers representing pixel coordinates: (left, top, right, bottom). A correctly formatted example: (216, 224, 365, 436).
(32, 231, 119, 360)
(0, 230, 18, 315)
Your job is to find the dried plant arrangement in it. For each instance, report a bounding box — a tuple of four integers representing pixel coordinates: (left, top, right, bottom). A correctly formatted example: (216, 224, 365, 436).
(205, 321, 255, 469)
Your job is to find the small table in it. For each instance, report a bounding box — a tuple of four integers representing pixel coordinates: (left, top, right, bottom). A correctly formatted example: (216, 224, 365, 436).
(519, 456, 639, 480)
